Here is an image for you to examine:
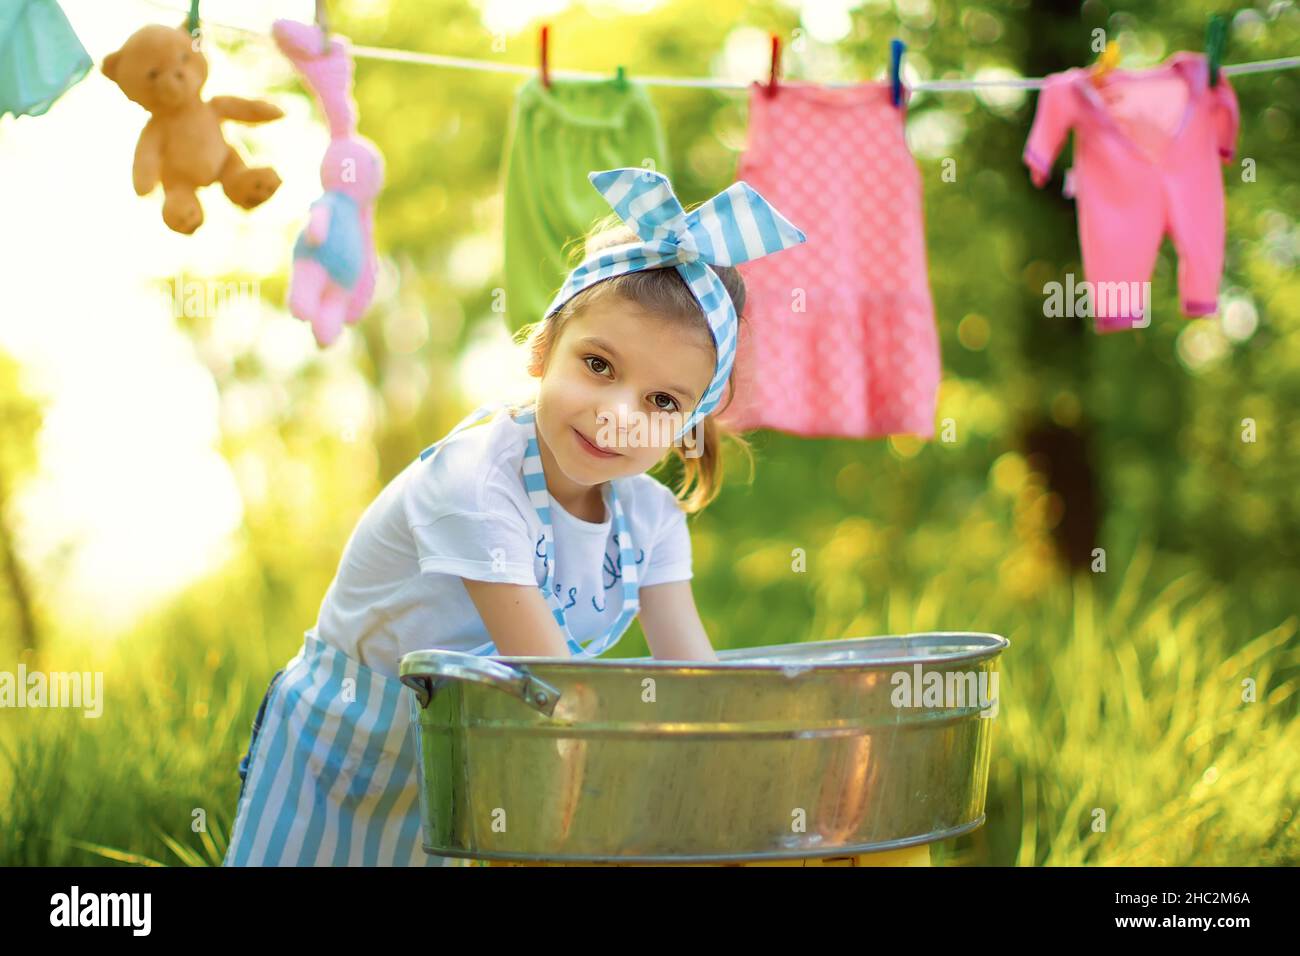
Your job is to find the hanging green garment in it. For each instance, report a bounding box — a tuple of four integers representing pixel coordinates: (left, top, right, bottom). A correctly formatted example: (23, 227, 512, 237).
(500, 75, 670, 335)
(0, 0, 92, 119)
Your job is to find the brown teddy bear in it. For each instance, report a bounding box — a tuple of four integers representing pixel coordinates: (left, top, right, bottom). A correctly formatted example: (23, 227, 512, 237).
(102, 23, 284, 234)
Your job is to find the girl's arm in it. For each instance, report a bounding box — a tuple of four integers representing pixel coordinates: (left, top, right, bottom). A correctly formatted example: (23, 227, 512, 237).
(461, 579, 573, 657)
(637, 580, 719, 662)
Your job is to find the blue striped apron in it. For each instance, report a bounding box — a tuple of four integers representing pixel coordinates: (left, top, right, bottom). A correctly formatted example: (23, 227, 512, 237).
(223, 400, 639, 866)
(223, 631, 440, 866)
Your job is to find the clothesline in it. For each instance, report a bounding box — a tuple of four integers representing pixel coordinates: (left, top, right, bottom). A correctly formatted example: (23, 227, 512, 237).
(136, 0, 1300, 93)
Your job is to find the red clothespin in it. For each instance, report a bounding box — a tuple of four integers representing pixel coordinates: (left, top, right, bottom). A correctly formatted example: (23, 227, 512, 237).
(766, 34, 780, 98)
(540, 24, 551, 89)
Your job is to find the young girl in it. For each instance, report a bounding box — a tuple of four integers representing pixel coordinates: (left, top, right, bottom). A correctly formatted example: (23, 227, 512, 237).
(223, 167, 806, 867)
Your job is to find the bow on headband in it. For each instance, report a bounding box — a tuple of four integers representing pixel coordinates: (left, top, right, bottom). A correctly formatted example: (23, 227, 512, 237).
(543, 167, 807, 441)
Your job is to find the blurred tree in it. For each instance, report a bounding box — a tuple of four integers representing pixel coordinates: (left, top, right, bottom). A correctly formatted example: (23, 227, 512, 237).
(1016, 0, 1105, 571)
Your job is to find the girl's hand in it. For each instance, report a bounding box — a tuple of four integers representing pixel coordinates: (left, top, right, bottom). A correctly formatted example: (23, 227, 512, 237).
(637, 580, 718, 662)
(460, 578, 573, 658)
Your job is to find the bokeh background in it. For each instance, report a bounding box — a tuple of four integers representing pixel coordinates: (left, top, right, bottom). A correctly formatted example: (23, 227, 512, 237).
(0, 0, 1296, 866)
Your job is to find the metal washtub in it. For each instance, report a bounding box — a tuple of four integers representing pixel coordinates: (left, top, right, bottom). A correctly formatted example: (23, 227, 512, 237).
(398, 632, 1009, 863)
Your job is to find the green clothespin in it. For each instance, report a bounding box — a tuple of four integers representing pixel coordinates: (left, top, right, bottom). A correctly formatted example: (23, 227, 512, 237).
(1206, 14, 1228, 87)
(614, 65, 626, 89)
(186, 0, 201, 40)
(316, 0, 330, 55)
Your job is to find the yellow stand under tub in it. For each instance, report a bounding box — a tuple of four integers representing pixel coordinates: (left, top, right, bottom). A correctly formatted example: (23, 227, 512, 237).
(479, 844, 932, 867)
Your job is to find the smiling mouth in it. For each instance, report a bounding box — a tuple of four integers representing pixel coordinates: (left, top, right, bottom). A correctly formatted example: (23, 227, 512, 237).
(573, 427, 620, 458)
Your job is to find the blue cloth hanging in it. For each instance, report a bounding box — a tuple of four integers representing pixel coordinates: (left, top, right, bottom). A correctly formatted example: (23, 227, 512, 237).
(0, 0, 92, 119)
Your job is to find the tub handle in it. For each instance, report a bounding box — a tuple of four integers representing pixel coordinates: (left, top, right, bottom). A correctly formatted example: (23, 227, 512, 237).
(399, 651, 561, 717)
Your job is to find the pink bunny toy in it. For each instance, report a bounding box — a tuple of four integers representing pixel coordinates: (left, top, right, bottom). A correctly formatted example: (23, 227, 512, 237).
(272, 19, 384, 348)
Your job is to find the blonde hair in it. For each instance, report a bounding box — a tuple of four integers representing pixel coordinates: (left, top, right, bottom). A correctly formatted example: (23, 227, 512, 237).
(515, 209, 755, 514)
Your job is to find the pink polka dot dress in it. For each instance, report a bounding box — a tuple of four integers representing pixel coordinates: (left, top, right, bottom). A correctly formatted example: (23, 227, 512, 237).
(718, 81, 940, 440)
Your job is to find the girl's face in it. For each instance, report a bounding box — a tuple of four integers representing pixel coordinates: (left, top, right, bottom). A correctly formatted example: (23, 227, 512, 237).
(535, 298, 716, 485)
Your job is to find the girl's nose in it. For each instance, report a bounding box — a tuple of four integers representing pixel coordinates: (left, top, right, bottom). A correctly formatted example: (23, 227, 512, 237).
(599, 401, 633, 423)
(596, 404, 631, 443)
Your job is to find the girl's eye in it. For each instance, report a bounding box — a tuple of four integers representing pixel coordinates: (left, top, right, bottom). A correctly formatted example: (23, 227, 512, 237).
(583, 356, 677, 411)
(148, 69, 160, 80)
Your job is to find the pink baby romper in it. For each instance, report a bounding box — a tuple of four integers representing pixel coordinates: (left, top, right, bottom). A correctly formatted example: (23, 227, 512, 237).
(718, 81, 940, 439)
(1023, 51, 1239, 332)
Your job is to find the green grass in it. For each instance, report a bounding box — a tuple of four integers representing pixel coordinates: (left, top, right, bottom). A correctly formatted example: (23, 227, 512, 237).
(1, 543, 1295, 866)
(936, 544, 1299, 866)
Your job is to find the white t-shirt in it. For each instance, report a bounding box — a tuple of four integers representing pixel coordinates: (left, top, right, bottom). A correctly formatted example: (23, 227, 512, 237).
(309, 408, 693, 678)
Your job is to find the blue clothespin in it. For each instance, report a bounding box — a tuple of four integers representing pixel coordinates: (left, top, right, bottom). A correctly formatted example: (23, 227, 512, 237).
(890, 38, 905, 107)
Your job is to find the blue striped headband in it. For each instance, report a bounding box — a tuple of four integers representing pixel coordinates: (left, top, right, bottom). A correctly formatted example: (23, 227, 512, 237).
(543, 168, 808, 442)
